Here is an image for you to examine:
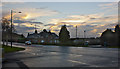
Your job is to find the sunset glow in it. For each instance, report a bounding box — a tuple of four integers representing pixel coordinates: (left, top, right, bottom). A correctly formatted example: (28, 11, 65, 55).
(2, 2, 117, 38)
(62, 20, 84, 23)
(22, 14, 30, 19)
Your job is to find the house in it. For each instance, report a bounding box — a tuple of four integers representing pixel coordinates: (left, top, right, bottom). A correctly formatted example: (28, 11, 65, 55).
(27, 29, 59, 44)
(100, 24, 120, 46)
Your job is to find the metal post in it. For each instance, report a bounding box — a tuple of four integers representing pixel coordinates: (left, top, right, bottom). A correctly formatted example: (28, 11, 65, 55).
(11, 10, 12, 48)
(76, 26, 77, 38)
(84, 30, 86, 38)
(10, 10, 21, 48)
(84, 30, 86, 45)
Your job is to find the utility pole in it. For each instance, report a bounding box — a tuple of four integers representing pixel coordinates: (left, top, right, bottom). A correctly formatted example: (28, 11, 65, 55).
(11, 10, 13, 48)
(76, 26, 77, 38)
(84, 30, 86, 38)
(10, 10, 22, 48)
(84, 30, 86, 45)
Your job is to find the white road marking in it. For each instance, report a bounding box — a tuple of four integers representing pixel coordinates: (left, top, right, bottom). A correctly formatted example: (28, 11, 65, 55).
(68, 60, 99, 67)
(68, 60, 86, 64)
(69, 54, 83, 57)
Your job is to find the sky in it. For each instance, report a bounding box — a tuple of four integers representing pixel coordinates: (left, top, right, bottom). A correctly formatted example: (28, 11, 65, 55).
(1, 2, 118, 38)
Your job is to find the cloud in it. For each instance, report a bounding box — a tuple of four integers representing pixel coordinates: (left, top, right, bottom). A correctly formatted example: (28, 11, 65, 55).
(2, 7, 59, 32)
(3, 9, 116, 38)
(14, 8, 59, 19)
(14, 25, 35, 36)
(29, 22, 43, 24)
(13, 20, 26, 23)
(89, 23, 118, 37)
(90, 29, 97, 33)
(8, 19, 44, 26)
(36, 7, 48, 9)
(20, 23, 34, 27)
(44, 24, 55, 26)
(90, 18, 96, 19)
(49, 13, 104, 30)
(99, 2, 118, 13)
(2, 2, 118, 38)
(69, 14, 104, 19)
(99, 2, 117, 8)
(14, 20, 43, 24)
(99, 3, 112, 6)
(2, 2, 24, 6)
(66, 25, 73, 27)
(49, 13, 104, 31)
(48, 13, 117, 38)
(12, 20, 44, 29)
(85, 25, 95, 27)
(0, 3, 2, 7)
(52, 29, 59, 32)
(2, 7, 60, 20)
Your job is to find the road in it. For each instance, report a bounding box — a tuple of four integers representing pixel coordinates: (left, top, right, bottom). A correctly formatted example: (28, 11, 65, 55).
(4, 43, 119, 67)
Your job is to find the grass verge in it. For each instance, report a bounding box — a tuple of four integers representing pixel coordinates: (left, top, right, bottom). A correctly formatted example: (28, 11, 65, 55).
(2, 45, 25, 53)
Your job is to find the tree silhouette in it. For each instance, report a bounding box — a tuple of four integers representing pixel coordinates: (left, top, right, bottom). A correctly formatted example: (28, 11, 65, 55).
(27, 33, 30, 36)
(35, 30, 38, 34)
(115, 24, 120, 33)
(1, 17, 15, 45)
(59, 25, 70, 43)
(43, 29, 47, 32)
(114, 24, 120, 46)
(1, 17, 10, 45)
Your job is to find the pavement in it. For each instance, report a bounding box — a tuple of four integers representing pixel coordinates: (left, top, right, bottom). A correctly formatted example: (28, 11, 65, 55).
(2, 43, 119, 68)
(2, 52, 29, 69)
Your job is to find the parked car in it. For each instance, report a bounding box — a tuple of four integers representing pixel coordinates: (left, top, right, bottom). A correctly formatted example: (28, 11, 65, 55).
(25, 41, 32, 45)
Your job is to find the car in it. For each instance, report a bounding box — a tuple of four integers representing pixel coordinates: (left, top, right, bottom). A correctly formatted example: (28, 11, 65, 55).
(25, 41, 32, 45)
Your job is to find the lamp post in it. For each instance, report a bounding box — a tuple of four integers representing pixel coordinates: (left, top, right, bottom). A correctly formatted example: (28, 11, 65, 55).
(84, 30, 86, 39)
(76, 26, 77, 38)
(10, 10, 21, 48)
(10, 10, 12, 48)
(84, 30, 86, 45)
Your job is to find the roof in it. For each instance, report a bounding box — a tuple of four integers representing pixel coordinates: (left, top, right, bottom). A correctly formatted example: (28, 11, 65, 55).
(27, 30, 58, 39)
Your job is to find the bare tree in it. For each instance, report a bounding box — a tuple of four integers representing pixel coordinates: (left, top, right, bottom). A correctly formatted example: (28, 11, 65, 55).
(1, 17, 15, 46)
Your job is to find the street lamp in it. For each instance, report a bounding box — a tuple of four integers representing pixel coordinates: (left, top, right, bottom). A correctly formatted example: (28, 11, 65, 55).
(10, 10, 22, 48)
(84, 30, 86, 38)
(84, 30, 86, 45)
(76, 26, 77, 38)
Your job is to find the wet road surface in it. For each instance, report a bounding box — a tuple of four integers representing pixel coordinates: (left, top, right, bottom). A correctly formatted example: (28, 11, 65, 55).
(5, 43, 119, 67)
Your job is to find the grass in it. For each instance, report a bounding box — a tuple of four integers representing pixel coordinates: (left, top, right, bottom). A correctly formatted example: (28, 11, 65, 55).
(2, 45, 25, 53)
